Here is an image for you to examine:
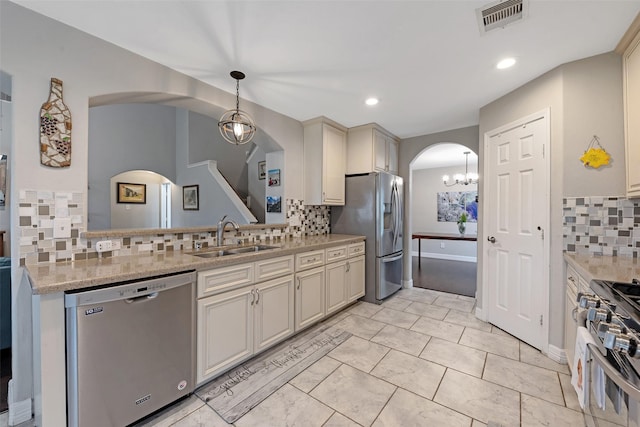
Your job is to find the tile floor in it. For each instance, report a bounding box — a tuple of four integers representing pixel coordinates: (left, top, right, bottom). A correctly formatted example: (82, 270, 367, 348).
(133, 287, 586, 427)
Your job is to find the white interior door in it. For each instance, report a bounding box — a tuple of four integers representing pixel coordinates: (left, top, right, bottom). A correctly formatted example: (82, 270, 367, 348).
(484, 111, 549, 350)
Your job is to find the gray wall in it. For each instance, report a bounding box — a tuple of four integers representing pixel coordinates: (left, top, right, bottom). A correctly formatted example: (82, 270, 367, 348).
(478, 52, 624, 350)
(88, 103, 177, 230)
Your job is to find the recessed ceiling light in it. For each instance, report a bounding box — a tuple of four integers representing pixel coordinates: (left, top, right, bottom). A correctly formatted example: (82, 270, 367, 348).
(497, 57, 516, 69)
(365, 97, 379, 106)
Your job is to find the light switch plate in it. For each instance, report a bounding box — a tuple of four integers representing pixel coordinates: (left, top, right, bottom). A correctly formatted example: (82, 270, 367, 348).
(53, 217, 72, 239)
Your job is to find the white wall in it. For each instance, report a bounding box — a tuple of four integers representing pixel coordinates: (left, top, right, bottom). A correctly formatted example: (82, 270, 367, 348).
(110, 171, 169, 229)
(411, 166, 477, 261)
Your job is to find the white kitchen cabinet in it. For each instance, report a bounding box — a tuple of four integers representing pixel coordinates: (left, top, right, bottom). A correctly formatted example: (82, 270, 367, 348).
(197, 285, 254, 383)
(347, 124, 399, 175)
(295, 249, 325, 271)
(564, 263, 589, 370)
(254, 275, 295, 352)
(303, 117, 348, 205)
(624, 29, 640, 198)
(346, 255, 365, 302)
(295, 266, 326, 331)
(325, 260, 348, 315)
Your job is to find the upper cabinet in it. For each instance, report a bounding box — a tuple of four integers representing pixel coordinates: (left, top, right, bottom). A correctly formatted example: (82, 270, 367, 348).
(347, 124, 399, 175)
(623, 18, 640, 198)
(303, 117, 347, 206)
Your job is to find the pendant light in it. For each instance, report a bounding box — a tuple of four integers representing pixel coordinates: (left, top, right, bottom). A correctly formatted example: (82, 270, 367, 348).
(218, 71, 256, 145)
(442, 151, 479, 186)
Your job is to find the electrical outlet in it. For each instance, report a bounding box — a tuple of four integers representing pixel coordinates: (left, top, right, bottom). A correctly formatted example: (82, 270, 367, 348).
(440, 242, 445, 249)
(96, 240, 113, 253)
(111, 240, 121, 250)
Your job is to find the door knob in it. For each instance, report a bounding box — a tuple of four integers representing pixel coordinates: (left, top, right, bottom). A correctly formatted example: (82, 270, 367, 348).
(487, 236, 496, 243)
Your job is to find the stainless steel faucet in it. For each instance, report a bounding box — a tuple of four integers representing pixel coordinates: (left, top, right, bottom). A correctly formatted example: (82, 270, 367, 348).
(217, 215, 240, 246)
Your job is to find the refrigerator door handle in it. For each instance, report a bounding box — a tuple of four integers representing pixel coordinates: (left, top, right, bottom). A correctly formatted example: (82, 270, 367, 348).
(382, 253, 403, 263)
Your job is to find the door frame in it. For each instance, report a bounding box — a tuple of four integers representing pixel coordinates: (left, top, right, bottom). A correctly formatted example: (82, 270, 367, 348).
(479, 108, 551, 353)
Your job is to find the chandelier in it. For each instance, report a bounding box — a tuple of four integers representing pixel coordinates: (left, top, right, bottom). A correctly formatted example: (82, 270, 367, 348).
(442, 151, 479, 186)
(218, 71, 256, 145)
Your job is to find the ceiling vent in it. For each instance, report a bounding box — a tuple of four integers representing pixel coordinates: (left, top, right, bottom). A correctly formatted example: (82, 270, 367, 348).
(476, 0, 526, 34)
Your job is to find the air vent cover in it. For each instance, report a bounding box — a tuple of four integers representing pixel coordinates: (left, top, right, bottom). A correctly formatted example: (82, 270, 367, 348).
(477, 0, 526, 34)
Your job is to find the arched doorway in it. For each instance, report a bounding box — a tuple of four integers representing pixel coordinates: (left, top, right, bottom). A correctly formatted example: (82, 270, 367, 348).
(409, 143, 478, 297)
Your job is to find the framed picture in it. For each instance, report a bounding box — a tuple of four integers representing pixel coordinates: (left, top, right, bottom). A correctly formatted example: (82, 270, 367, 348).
(266, 196, 281, 213)
(117, 182, 146, 204)
(183, 185, 199, 210)
(258, 161, 266, 180)
(268, 169, 280, 187)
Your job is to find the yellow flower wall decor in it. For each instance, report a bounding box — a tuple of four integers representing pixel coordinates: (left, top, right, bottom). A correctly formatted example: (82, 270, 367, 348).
(580, 135, 611, 169)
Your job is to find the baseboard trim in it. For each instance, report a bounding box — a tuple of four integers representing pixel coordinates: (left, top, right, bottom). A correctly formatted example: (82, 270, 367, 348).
(547, 344, 568, 365)
(412, 252, 477, 263)
(8, 380, 32, 426)
(475, 306, 487, 322)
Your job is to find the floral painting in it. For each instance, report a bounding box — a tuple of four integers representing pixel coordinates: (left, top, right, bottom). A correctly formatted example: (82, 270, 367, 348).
(437, 191, 477, 222)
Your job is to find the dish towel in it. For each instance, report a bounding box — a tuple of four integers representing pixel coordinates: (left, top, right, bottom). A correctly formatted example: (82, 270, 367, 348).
(572, 326, 597, 409)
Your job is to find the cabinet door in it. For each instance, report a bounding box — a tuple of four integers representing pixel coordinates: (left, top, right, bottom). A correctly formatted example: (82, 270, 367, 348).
(254, 275, 295, 352)
(325, 261, 348, 315)
(347, 255, 366, 302)
(564, 288, 578, 371)
(625, 32, 640, 197)
(322, 124, 347, 205)
(295, 266, 326, 331)
(197, 286, 253, 384)
(387, 139, 399, 174)
(373, 129, 387, 172)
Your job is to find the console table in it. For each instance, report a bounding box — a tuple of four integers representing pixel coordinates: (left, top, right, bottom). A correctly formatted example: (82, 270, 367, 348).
(412, 232, 478, 267)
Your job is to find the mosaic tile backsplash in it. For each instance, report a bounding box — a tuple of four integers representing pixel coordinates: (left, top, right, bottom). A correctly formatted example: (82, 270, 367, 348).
(18, 191, 331, 265)
(563, 196, 640, 257)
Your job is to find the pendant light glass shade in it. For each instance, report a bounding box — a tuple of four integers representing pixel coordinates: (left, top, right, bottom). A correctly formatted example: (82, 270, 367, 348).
(218, 71, 256, 145)
(442, 151, 479, 186)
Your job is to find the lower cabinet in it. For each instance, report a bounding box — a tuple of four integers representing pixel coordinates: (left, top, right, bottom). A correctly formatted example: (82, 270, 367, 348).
(326, 255, 366, 314)
(295, 266, 326, 331)
(197, 274, 294, 384)
(346, 255, 365, 302)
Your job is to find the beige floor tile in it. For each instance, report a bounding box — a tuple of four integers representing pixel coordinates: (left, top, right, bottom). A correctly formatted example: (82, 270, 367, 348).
(483, 353, 564, 405)
(519, 342, 570, 374)
(370, 308, 419, 329)
(235, 383, 333, 427)
(410, 316, 465, 343)
(171, 404, 229, 427)
(370, 349, 446, 400)
(370, 324, 430, 356)
(420, 337, 487, 377)
(323, 412, 362, 427)
(472, 420, 487, 427)
(328, 336, 390, 373)
(443, 309, 492, 332)
(346, 302, 384, 318)
(433, 295, 476, 313)
(395, 288, 438, 304)
(457, 294, 476, 303)
(372, 388, 471, 427)
(310, 364, 396, 427)
(289, 356, 341, 393)
(381, 296, 412, 311)
(558, 372, 582, 411)
(459, 328, 520, 359)
(322, 310, 352, 327)
(521, 394, 585, 427)
(434, 369, 520, 426)
(404, 301, 449, 320)
(490, 325, 514, 338)
(333, 314, 386, 340)
(137, 395, 206, 427)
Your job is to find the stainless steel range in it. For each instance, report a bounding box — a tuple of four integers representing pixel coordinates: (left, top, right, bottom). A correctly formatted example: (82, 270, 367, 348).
(577, 278, 640, 426)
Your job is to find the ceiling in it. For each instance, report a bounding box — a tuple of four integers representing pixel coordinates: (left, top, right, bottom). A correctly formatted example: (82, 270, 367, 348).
(12, 1, 640, 140)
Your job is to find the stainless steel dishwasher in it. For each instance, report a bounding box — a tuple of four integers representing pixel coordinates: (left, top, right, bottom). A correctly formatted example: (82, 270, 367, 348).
(65, 270, 196, 427)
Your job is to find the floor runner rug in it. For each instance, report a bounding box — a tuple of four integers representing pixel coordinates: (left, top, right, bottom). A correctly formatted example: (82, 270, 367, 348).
(195, 323, 351, 423)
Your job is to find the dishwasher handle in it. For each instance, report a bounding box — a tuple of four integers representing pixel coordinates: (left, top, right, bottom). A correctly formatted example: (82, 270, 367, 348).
(125, 292, 159, 304)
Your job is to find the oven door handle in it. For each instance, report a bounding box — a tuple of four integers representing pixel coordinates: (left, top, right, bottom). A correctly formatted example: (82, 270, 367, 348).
(587, 343, 640, 401)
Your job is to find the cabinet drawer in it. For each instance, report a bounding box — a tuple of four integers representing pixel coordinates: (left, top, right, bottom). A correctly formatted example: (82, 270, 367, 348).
(326, 245, 347, 262)
(348, 242, 365, 257)
(295, 249, 325, 271)
(255, 255, 295, 282)
(198, 263, 255, 298)
(566, 265, 579, 295)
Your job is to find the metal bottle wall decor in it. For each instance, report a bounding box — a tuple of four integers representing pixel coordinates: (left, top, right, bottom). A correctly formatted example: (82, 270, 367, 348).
(40, 78, 72, 167)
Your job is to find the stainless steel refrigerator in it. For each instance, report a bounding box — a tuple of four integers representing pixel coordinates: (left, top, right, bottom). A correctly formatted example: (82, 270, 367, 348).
(331, 172, 403, 304)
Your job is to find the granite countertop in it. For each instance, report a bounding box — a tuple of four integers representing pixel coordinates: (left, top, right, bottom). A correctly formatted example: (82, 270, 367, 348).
(26, 234, 365, 295)
(564, 252, 640, 283)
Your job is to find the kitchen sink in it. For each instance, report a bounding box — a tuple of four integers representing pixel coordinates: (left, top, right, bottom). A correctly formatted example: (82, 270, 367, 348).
(191, 244, 279, 258)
